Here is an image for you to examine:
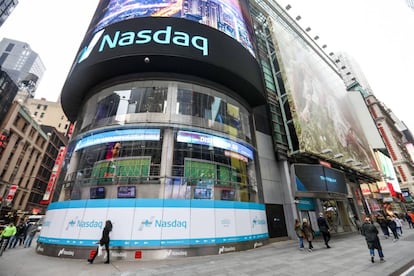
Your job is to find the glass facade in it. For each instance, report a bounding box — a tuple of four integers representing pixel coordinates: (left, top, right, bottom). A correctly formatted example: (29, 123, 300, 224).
(63, 80, 258, 204)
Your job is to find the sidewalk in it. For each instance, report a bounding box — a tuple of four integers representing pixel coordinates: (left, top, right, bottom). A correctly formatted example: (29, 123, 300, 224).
(1, 229, 414, 276)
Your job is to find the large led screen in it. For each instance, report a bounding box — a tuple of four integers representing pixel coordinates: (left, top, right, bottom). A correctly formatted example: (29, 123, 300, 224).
(271, 20, 376, 169)
(293, 164, 347, 195)
(85, 0, 255, 57)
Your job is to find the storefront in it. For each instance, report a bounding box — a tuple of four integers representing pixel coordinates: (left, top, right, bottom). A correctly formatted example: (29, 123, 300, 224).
(292, 163, 358, 233)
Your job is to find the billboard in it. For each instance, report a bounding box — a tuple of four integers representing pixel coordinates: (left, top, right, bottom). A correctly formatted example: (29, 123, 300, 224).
(293, 164, 347, 195)
(85, 0, 256, 57)
(375, 151, 401, 193)
(270, 19, 377, 170)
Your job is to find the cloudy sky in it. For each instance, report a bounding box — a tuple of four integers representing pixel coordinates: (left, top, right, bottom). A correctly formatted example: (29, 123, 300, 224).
(0, 0, 413, 132)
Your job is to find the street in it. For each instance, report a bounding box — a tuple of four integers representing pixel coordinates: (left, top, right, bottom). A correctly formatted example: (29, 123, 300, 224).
(1, 229, 414, 276)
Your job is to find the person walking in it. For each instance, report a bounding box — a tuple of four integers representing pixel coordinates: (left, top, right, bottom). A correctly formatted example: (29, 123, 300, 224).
(24, 223, 39, 248)
(8, 222, 26, 248)
(386, 216, 399, 242)
(88, 220, 112, 264)
(0, 223, 17, 252)
(301, 218, 314, 252)
(404, 212, 413, 229)
(294, 219, 305, 250)
(361, 216, 385, 263)
(394, 214, 403, 237)
(377, 215, 390, 239)
(317, 212, 331, 248)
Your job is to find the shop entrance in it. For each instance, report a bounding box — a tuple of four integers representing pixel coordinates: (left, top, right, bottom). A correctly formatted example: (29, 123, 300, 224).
(320, 199, 353, 233)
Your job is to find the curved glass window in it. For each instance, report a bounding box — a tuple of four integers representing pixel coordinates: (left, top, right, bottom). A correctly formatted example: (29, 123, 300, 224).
(75, 80, 251, 142)
(63, 80, 257, 203)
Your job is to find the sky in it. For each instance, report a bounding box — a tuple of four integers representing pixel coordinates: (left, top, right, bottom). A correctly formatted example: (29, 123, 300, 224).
(0, 0, 413, 132)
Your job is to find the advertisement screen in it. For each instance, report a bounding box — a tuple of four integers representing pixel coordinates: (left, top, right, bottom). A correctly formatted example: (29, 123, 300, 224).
(117, 186, 136, 198)
(86, 0, 255, 57)
(61, 1, 266, 122)
(90, 187, 106, 199)
(294, 164, 347, 195)
(271, 19, 376, 169)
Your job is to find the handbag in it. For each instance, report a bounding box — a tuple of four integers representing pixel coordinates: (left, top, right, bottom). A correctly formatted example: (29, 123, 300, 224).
(97, 245, 103, 256)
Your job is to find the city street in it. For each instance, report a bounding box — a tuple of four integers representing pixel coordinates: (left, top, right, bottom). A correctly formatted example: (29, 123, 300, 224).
(1, 228, 414, 276)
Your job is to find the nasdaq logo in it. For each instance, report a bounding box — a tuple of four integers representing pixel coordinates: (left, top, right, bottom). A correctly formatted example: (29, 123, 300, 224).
(99, 26, 209, 56)
(66, 219, 76, 230)
(139, 217, 187, 230)
(138, 216, 155, 231)
(77, 29, 105, 63)
(66, 218, 103, 230)
(155, 219, 187, 229)
(252, 216, 266, 228)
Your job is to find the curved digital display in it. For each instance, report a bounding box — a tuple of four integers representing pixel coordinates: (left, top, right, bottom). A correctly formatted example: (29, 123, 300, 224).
(61, 17, 265, 121)
(85, 0, 255, 57)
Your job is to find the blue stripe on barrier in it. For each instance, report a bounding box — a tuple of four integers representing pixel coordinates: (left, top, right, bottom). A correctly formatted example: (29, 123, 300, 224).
(38, 233, 268, 247)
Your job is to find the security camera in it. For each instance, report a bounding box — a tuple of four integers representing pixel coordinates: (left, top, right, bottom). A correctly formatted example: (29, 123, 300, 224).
(144, 57, 150, 63)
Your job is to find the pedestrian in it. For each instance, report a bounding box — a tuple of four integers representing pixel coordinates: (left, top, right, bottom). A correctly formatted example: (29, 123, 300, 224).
(361, 216, 385, 263)
(8, 222, 26, 248)
(23, 222, 39, 248)
(404, 212, 412, 228)
(301, 218, 314, 252)
(394, 214, 403, 237)
(409, 211, 414, 228)
(294, 219, 305, 250)
(377, 215, 390, 239)
(88, 220, 112, 264)
(0, 223, 17, 251)
(317, 212, 331, 248)
(386, 216, 399, 242)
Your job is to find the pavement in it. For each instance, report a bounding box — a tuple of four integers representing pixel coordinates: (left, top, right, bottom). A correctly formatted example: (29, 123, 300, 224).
(1, 228, 414, 276)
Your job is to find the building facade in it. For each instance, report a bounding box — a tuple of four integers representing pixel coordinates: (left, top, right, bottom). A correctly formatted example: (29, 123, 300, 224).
(20, 98, 71, 135)
(38, 0, 269, 259)
(0, 0, 18, 28)
(0, 101, 49, 220)
(0, 38, 45, 96)
(37, 0, 395, 260)
(0, 68, 18, 126)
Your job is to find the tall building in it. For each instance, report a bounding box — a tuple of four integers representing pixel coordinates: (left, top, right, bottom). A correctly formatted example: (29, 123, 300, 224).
(38, 0, 389, 261)
(26, 125, 67, 214)
(250, 0, 382, 240)
(335, 52, 373, 96)
(20, 98, 71, 135)
(0, 68, 18, 126)
(0, 38, 45, 97)
(335, 52, 413, 209)
(0, 0, 18, 28)
(0, 100, 68, 221)
(39, 0, 268, 259)
(0, 101, 49, 220)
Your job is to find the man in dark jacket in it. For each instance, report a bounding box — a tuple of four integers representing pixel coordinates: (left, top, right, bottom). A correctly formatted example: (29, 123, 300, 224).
(361, 216, 385, 263)
(317, 212, 331, 248)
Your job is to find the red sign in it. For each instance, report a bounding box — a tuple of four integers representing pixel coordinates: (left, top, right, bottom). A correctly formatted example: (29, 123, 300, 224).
(41, 146, 66, 204)
(377, 181, 390, 194)
(360, 184, 371, 195)
(6, 185, 18, 203)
